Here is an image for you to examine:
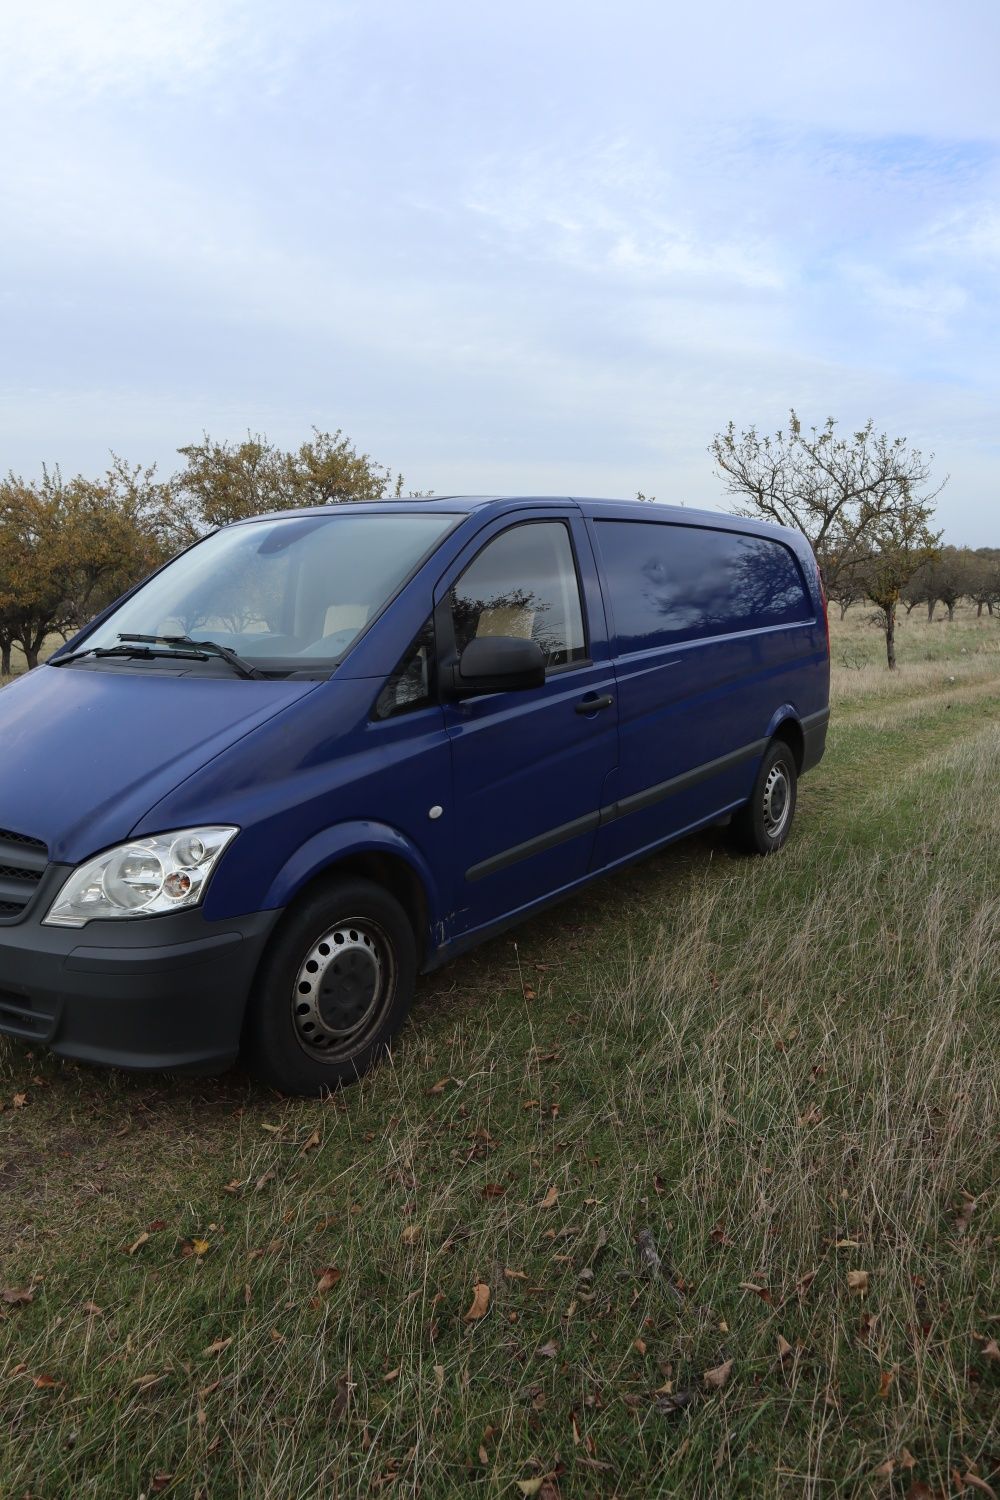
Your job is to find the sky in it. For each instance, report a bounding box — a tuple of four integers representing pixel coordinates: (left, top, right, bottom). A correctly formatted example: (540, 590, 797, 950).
(1, 0, 998, 542)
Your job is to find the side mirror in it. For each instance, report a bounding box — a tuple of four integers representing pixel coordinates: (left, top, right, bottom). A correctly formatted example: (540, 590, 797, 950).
(452, 635, 546, 695)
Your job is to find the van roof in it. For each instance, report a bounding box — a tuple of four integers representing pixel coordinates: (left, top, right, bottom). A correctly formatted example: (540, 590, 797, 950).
(234, 494, 779, 532)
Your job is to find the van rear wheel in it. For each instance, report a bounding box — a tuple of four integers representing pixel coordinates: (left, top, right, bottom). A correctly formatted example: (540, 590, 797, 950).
(243, 876, 416, 1095)
(731, 740, 798, 855)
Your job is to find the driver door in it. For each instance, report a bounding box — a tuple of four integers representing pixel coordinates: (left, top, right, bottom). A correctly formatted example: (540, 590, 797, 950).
(435, 513, 619, 937)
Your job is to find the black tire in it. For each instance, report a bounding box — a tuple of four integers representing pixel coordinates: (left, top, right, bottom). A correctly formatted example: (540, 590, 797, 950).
(242, 876, 417, 1095)
(731, 740, 798, 855)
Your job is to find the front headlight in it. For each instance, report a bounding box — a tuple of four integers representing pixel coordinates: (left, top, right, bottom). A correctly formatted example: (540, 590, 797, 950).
(43, 826, 239, 927)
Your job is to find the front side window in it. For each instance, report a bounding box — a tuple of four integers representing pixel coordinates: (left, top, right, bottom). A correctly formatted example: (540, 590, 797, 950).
(77, 512, 458, 675)
(449, 522, 587, 670)
(596, 521, 812, 653)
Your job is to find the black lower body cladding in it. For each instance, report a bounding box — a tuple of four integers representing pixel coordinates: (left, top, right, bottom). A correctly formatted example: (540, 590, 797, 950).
(0, 883, 278, 1072)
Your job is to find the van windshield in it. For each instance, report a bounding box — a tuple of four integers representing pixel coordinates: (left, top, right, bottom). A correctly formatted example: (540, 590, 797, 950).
(77, 511, 458, 674)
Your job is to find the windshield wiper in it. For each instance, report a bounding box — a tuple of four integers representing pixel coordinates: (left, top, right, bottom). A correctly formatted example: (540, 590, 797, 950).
(118, 634, 262, 679)
(50, 635, 262, 678)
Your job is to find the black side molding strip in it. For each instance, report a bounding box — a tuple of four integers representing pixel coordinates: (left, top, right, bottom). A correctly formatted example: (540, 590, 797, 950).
(600, 738, 768, 824)
(466, 810, 602, 883)
(465, 736, 768, 883)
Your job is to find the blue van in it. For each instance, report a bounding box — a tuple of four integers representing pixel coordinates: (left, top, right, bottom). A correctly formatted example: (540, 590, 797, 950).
(0, 497, 829, 1094)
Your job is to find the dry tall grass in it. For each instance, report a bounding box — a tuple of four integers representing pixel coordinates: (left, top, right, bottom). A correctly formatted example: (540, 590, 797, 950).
(0, 609, 997, 1497)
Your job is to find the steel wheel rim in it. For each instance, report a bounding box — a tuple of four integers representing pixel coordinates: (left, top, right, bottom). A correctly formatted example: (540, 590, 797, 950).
(762, 761, 792, 839)
(291, 918, 395, 1062)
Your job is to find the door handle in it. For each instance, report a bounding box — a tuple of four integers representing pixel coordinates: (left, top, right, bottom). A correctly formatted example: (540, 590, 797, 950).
(575, 692, 615, 715)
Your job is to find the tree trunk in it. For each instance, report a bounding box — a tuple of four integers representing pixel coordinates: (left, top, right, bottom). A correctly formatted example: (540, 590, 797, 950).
(978, 601, 984, 617)
(23, 646, 39, 669)
(885, 605, 897, 670)
(0, 641, 10, 677)
(927, 599, 936, 621)
(947, 601, 956, 622)
(839, 600, 851, 620)
(990, 602, 995, 617)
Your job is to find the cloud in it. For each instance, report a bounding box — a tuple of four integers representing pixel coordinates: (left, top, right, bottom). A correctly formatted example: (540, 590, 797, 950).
(0, 0, 292, 99)
(465, 139, 787, 294)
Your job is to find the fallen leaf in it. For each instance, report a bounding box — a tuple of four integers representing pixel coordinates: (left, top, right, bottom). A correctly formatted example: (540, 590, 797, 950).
(270, 1328, 286, 1345)
(961, 1476, 998, 1498)
(190, 1238, 210, 1257)
(633, 1337, 647, 1355)
(703, 1359, 733, 1391)
(126, 1231, 150, 1256)
(538, 1186, 559, 1210)
(983, 1338, 1000, 1361)
(504, 1267, 527, 1281)
(81, 1301, 103, 1317)
(847, 1270, 870, 1295)
(12, 1092, 27, 1108)
(874, 1459, 896, 1479)
(1, 1287, 34, 1305)
(878, 1369, 894, 1398)
(133, 1373, 165, 1390)
(954, 1193, 977, 1236)
(147, 1219, 168, 1233)
(300, 1128, 321, 1153)
(776, 1335, 793, 1361)
(401, 1224, 422, 1246)
(739, 1282, 773, 1304)
(482, 1183, 507, 1198)
(798, 1106, 822, 1126)
(316, 1267, 342, 1294)
(428, 1077, 450, 1095)
(655, 1388, 695, 1414)
(202, 1336, 232, 1356)
(255, 1170, 275, 1192)
(150, 1474, 173, 1493)
(464, 1283, 490, 1322)
(516, 1482, 544, 1498)
(536, 1340, 558, 1359)
(383, 1367, 400, 1383)
(833, 1239, 860, 1249)
(33, 1374, 62, 1389)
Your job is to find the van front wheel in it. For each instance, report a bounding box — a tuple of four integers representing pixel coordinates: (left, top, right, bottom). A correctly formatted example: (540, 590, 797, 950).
(731, 741, 798, 855)
(243, 876, 416, 1094)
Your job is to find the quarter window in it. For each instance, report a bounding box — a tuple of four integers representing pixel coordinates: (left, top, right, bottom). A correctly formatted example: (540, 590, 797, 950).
(596, 520, 812, 653)
(374, 619, 436, 720)
(449, 522, 587, 670)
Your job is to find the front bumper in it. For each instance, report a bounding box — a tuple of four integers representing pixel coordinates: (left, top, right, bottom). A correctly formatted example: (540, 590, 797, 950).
(0, 869, 280, 1073)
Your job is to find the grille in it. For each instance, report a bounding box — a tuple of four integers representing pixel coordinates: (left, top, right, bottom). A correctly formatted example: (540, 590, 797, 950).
(0, 828, 48, 918)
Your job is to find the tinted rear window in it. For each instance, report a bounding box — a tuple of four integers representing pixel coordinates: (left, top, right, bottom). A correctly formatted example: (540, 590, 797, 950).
(596, 520, 812, 653)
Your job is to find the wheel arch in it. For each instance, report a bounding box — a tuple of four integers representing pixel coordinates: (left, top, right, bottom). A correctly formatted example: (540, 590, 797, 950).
(261, 822, 441, 969)
(766, 710, 805, 773)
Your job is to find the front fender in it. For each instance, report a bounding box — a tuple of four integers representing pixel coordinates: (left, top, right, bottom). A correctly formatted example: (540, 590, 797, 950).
(259, 820, 444, 929)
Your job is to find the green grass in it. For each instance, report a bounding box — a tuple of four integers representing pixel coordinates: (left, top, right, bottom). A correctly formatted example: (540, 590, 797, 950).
(1, 609, 998, 1497)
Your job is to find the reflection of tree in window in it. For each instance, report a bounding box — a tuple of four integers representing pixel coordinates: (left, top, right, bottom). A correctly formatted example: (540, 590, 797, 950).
(451, 587, 557, 659)
(450, 523, 586, 670)
(599, 522, 810, 651)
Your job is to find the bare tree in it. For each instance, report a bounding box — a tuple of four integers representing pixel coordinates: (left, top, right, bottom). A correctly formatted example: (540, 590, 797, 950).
(709, 412, 947, 593)
(864, 494, 941, 670)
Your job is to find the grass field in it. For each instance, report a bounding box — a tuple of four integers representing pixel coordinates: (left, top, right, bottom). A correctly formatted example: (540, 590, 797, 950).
(1, 608, 998, 1498)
